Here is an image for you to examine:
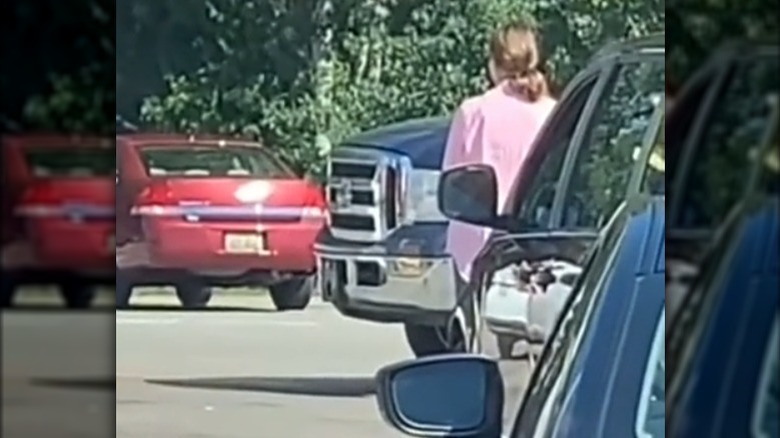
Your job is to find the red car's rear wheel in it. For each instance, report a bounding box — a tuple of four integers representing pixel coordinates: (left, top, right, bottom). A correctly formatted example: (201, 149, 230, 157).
(269, 276, 313, 311)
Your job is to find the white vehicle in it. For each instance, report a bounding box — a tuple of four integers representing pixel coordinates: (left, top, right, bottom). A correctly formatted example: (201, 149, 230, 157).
(483, 259, 582, 359)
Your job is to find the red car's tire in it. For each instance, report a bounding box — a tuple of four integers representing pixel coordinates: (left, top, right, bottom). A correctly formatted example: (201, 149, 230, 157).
(59, 282, 96, 309)
(269, 276, 313, 311)
(174, 279, 212, 309)
(116, 272, 134, 309)
(1, 275, 18, 308)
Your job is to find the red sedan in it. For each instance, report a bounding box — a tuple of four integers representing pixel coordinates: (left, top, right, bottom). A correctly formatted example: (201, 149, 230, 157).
(116, 134, 326, 309)
(1, 135, 115, 308)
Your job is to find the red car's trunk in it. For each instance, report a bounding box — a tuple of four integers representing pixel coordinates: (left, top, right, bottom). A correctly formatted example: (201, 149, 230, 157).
(133, 178, 325, 222)
(16, 178, 115, 268)
(125, 177, 326, 271)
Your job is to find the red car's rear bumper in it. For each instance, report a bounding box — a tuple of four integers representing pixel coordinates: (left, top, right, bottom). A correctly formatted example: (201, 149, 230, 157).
(2, 218, 114, 273)
(117, 218, 324, 274)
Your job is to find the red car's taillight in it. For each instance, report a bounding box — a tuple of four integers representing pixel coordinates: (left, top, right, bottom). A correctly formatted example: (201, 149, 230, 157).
(15, 185, 63, 217)
(300, 187, 327, 220)
(130, 185, 179, 216)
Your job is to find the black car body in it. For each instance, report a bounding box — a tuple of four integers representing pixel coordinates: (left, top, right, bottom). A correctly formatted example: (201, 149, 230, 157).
(665, 43, 780, 438)
(667, 194, 778, 438)
(665, 42, 779, 319)
(373, 194, 666, 438)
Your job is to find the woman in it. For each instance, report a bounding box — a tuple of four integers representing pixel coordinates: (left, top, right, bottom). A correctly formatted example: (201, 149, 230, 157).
(444, 20, 556, 285)
(406, 20, 557, 357)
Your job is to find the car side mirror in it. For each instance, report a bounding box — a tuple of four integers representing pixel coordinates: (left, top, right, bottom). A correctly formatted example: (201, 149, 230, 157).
(375, 355, 504, 438)
(438, 165, 499, 226)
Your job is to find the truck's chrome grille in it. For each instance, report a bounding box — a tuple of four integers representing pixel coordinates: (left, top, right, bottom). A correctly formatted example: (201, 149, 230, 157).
(330, 162, 376, 179)
(326, 147, 411, 242)
(329, 188, 374, 205)
(330, 214, 375, 230)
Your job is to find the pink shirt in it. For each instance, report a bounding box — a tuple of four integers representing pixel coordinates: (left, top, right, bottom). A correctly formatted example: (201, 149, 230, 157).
(443, 81, 556, 279)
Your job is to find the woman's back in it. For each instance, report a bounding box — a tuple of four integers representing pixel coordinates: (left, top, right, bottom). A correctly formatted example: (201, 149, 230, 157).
(475, 84, 556, 207)
(445, 85, 556, 278)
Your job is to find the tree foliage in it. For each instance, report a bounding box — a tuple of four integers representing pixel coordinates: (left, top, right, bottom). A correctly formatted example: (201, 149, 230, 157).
(3, 0, 114, 135)
(118, 0, 662, 174)
(666, 0, 779, 82)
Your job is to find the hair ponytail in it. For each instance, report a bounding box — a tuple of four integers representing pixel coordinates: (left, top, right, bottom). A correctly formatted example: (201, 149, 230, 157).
(510, 68, 548, 102)
(489, 20, 551, 103)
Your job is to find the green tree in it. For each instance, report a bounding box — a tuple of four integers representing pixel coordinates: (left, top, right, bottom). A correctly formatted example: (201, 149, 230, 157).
(133, 0, 663, 175)
(3, 0, 114, 134)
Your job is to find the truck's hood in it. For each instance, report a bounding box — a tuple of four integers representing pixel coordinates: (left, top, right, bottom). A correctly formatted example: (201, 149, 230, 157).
(342, 117, 451, 170)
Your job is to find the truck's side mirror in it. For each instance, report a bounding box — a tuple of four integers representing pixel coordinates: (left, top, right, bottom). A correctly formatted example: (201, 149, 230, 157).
(438, 164, 498, 226)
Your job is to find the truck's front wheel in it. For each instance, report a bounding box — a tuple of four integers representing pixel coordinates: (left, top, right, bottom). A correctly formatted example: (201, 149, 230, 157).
(404, 322, 465, 357)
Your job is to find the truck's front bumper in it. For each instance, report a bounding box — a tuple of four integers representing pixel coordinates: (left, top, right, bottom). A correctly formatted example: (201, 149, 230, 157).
(314, 242, 458, 326)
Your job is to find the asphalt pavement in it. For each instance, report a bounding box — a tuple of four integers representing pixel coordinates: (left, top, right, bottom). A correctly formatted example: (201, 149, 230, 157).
(3, 289, 534, 438)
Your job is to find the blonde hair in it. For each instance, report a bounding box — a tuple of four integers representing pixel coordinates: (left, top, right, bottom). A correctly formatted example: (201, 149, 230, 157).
(489, 20, 549, 102)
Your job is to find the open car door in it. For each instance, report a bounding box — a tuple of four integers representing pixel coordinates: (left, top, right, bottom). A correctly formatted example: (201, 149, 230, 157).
(440, 37, 665, 358)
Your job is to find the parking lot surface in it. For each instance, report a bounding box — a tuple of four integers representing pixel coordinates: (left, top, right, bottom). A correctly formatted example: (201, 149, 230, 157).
(4, 290, 534, 437)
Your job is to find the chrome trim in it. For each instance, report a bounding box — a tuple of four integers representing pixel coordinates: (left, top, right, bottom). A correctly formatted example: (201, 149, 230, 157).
(316, 252, 459, 314)
(326, 147, 412, 242)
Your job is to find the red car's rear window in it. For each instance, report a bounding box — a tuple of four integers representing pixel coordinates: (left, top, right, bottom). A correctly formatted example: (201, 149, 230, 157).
(138, 145, 294, 178)
(23, 147, 115, 177)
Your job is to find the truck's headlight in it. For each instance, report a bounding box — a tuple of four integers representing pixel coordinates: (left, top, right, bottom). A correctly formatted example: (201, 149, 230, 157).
(406, 169, 446, 222)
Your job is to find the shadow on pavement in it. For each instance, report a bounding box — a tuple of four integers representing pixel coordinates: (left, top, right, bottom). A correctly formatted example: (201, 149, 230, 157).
(4, 304, 270, 312)
(122, 304, 273, 313)
(29, 377, 116, 391)
(146, 376, 376, 398)
(1, 306, 112, 313)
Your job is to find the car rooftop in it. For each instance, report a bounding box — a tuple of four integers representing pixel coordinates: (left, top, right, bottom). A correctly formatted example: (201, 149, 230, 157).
(2, 134, 112, 146)
(117, 133, 264, 148)
(589, 32, 664, 62)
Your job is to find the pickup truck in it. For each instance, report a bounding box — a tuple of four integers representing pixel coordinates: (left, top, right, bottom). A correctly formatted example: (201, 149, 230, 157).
(314, 117, 462, 355)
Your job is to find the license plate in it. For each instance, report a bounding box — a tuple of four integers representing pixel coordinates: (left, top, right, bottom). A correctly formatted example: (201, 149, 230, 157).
(224, 233, 266, 254)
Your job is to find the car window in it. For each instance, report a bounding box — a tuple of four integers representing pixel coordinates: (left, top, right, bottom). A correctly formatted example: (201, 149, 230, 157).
(665, 65, 717, 183)
(635, 309, 665, 438)
(508, 216, 623, 438)
(23, 147, 115, 177)
(757, 95, 779, 195)
(674, 55, 780, 229)
(752, 317, 779, 438)
(511, 76, 599, 229)
(641, 113, 665, 195)
(563, 57, 665, 229)
(139, 145, 293, 178)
